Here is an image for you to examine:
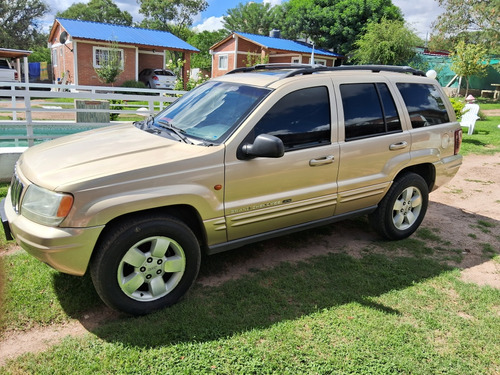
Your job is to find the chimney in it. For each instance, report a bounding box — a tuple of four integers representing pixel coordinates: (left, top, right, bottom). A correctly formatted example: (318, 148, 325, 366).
(269, 29, 281, 38)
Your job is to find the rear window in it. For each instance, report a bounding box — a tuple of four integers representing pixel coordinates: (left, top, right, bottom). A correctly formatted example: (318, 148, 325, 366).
(0, 60, 11, 69)
(396, 83, 450, 128)
(155, 70, 175, 76)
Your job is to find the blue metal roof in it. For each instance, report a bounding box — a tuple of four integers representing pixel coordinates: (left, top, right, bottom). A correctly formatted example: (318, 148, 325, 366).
(57, 18, 199, 52)
(236, 32, 341, 57)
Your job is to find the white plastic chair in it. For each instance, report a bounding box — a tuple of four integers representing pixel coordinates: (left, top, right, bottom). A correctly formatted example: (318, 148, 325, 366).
(460, 103, 480, 135)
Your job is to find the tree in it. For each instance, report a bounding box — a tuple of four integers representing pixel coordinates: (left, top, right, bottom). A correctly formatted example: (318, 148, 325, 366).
(187, 30, 228, 70)
(138, 0, 208, 33)
(280, 0, 403, 55)
(352, 19, 422, 65)
(56, 0, 132, 26)
(223, 2, 280, 35)
(94, 41, 123, 85)
(450, 40, 489, 97)
(0, 0, 49, 49)
(28, 46, 51, 62)
(432, 0, 499, 54)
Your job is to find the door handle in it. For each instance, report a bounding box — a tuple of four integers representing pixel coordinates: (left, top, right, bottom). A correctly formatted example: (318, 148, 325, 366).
(389, 141, 408, 150)
(309, 155, 335, 166)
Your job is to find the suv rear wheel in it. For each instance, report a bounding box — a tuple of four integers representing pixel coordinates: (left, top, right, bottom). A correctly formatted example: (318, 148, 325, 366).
(90, 215, 201, 315)
(369, 173, 429, 240)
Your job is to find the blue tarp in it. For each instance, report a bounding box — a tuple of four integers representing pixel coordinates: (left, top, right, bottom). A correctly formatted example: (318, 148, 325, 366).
(28, 62, 40, 79)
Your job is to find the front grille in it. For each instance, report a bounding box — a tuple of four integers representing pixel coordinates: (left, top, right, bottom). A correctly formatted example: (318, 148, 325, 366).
(10, 172, 24, 214)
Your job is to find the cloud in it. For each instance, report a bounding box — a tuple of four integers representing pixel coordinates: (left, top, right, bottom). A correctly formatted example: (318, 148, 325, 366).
(192, 16, 225, 32)
(392, 0, 444, 38)
(264, 0, 283, 6)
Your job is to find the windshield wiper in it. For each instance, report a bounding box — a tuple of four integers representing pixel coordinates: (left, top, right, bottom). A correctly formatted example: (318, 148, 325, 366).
(156, 119, 193, 144)
(134, 115, 155, 130)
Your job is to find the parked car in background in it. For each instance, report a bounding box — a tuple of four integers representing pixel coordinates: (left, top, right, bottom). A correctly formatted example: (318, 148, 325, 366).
(0, 58, 19, 85)
(139, 68, 176, 89)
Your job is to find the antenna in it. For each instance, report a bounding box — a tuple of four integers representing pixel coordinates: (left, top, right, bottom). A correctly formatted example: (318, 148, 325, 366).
(59, 31, 68, 44)
(59, 31, 73, 52)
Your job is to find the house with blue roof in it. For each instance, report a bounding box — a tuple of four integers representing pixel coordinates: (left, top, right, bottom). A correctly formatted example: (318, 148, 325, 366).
(210, 31, 344, 77)
(48, 18, 199, 87)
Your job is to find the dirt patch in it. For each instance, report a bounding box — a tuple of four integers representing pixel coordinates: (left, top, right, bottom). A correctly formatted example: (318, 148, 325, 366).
(482, 109, 500, 117)
(429, 153, 500, 222)
(0, 308, 120, 366)
(461, 261, 500, 289)
(0, 153, 499, 366)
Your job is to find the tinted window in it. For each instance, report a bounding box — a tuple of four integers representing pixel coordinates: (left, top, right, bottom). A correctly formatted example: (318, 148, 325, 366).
(155, 70, 175, 76)
(397, 83, 450, 128)
(253, 86, 331, 150)
(340, 83, 401, 140)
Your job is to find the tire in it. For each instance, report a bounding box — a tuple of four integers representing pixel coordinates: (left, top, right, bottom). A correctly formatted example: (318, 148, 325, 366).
(369, 173, 429, 240)
(90, 215, 201, 315)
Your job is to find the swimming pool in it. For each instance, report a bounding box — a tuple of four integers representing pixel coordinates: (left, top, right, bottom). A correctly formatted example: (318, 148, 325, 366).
(0, 124, 109, 147)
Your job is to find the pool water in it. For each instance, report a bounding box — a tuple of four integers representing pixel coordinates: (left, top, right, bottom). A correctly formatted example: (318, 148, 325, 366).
(0, 125, 106, 147)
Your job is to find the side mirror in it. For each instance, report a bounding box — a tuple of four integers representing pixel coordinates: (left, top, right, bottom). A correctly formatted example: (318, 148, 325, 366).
(241, 134, 285, 159)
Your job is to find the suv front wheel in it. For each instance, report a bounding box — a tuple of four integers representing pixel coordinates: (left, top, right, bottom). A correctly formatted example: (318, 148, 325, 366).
(90, 215, 201, 315)
(369, 173, 429, 240)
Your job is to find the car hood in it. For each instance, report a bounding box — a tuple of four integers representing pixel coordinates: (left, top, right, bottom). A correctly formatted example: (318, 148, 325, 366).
(18, 124, 217, 190)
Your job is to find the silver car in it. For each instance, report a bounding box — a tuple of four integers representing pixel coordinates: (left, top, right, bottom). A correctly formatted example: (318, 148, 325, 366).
(139, 68, 176, 89)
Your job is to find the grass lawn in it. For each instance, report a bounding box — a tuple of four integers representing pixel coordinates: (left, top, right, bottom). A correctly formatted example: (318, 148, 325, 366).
(457, 97, 500, 155)
(461, 115, 500, 155)
(1, 245, 499, 374)
(0, 100, 499, 374)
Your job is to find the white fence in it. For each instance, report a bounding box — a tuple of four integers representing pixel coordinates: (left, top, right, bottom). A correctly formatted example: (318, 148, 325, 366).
(0, 81, 186, 147)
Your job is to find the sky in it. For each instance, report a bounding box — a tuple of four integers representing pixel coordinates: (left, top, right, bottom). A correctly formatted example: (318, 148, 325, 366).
(44, 0, 444, 40)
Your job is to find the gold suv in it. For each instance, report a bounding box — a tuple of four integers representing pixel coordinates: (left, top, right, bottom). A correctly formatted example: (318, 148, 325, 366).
(1, 65, 463, 315)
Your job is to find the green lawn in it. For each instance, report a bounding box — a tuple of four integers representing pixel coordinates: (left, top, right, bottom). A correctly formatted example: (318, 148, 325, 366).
(1, 249, 499, 374)
(1, 100, 499, 374)
(461, 116, 500, 155)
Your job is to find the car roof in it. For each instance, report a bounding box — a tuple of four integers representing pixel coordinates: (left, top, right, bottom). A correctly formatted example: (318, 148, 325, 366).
(213, 64, 429, 88)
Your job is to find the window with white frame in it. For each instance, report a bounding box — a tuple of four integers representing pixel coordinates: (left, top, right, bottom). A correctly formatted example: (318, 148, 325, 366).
(292, 57, 301, 64)
(218, 54, 228, 70)
(93, 47, 124, 69)
(52, 48, 58, 66)
(310, 58, 326, 65)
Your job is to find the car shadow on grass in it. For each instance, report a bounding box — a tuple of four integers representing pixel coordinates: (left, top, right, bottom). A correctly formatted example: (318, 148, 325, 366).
(52, 207, 499, 348)
(88, 253, 449, 347)
(52, 249, 448, 348)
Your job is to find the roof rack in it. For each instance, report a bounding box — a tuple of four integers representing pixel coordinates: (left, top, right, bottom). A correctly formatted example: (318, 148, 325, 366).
(226, 64, 426, 77)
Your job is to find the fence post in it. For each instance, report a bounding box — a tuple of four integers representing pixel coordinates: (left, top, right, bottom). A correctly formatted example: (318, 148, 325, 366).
(24, 86, 34, 147)
(11, 87, 17, 121)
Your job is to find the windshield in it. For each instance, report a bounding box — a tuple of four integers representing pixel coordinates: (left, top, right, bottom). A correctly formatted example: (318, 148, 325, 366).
(153, 81, 270, 143)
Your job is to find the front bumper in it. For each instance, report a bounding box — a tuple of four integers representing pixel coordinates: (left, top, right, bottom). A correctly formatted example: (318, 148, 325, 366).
(2, 191, 105, 276)
(1, 198, 13, 241)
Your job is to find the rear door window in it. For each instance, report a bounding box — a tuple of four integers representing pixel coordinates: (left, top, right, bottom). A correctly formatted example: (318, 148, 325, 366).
(396, 83, 450, 128)
(340, 83, 401, 141)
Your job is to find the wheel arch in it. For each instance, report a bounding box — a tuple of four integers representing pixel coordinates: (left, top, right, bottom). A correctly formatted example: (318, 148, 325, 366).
(394, 163, 436, 191)
(92, 205, 208, 259)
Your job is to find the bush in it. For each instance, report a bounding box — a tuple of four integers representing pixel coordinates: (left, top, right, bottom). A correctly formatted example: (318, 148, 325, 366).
(449, 98, 465, 119)
(110, 99, 123, 121)
(120, 80, 149, 96)
(121, 80, 147, 89)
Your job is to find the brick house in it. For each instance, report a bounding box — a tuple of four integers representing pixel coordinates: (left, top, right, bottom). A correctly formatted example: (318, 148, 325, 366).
(210, 31, 344, 77)
(48, 18, 199, 87)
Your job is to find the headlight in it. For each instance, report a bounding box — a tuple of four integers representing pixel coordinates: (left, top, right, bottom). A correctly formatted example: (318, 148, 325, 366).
(21, 184, 74, 226)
